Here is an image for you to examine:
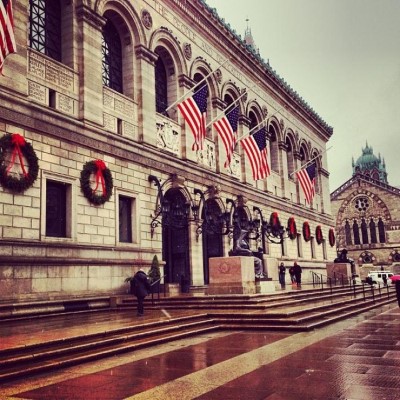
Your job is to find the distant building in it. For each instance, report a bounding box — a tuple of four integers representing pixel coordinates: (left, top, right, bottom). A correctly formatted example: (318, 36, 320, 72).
(331, 143, 400, 272)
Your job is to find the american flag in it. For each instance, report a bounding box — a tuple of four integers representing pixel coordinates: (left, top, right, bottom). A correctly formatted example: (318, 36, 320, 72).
(240, 126, 271, 180)
(214, 105, 240, 168)
(296, 161, 316, 204)
(177, 84, 208, 151)
(0, 0, 17, 74)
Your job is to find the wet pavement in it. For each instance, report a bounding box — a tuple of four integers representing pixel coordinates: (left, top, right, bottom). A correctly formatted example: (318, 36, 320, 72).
(1, 305, 399, 399)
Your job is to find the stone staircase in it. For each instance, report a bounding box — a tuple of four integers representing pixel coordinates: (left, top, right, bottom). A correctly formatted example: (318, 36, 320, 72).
(0, 284, 397, 383)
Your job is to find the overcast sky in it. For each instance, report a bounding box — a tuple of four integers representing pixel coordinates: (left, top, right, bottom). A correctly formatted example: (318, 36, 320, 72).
(204, 0, 400, 191)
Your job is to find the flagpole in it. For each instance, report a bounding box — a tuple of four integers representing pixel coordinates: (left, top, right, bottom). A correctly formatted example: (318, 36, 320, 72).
(236, 104, 287, 142)
(289, 146, 333, 177)
(165, 57, 231, 113)
(206, 81, 259, 129)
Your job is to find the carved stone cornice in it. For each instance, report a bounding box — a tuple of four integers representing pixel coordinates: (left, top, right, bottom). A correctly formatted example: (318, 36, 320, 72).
(212, 97, 226, 111)
(135, 45, 158, 65)
(238, 115, 251, 127)
(76, 5, 105, 30)
(319, 167, 330, 178)
(278, 141, 287, 151)
(178, 74, 194, 89)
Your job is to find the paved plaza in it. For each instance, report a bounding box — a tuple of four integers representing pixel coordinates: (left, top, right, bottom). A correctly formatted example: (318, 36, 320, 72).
(0, 304, 399, 399)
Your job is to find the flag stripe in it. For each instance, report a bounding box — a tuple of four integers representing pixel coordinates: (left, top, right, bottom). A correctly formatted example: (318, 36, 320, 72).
(213, 105, 239, 168)
(177, 85, 208, 151)
(296, 162, 316, 204)
(240, 127, 270, 180)
(0, 0, 17, 73)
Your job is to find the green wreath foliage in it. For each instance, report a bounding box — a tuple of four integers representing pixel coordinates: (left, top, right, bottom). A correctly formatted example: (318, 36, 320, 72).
(315, 225, 323, 245)
(303, 221, 311, 242)
(287, 217, 297, 240)
(328, 228, 336, 247)
(80, 160, 113, 205)
(0, 133, 39, 193)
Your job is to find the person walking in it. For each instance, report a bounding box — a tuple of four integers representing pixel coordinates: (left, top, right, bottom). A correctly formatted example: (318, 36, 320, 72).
(278, 262, 286, 287)
(131, 269, 152, 317)
(289, 266, 296, 284)
(293, 262, 302, 287)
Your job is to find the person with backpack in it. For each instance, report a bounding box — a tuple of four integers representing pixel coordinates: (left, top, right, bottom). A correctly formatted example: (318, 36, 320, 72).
(131, 269, 152, 317)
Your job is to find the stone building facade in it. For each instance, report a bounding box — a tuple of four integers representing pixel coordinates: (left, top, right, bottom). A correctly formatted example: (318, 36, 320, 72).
(0, 0, 336, 301)
(331, 144, 400, 274)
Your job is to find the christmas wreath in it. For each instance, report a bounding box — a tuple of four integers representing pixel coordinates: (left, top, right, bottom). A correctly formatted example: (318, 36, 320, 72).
(0, 133, 39, 193)
(80, 159, 113, 205)
(287, 217, 297, 240)
(315, 225, 323, 245)
(328, 228, 336, 247)
(302, 221, 311, 242)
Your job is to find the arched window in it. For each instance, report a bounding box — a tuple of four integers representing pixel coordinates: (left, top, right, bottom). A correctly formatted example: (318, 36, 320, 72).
(361, 218, 368, 244)
(378, 218, 385, 243)
(249, 111, 258, 130)
(29, 0, 62, 62)
(369, 218, 377, 243)
(353, 220, 360, 245)
(345, 220, 352, 245)
(102, 19, 123, 93)
(155, 57, 168, 115)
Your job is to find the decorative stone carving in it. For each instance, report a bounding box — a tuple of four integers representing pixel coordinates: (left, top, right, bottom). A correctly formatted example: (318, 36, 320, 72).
(214, 68, 222, 84)
(279, 118, 285, 131)
(141, 9, 153, 30)
(183, 43, 192, 60)
(156, 120, 180, 156)
(227, 152, 241, 179)
(197, 138, 216, 170)
(262, 106, 268, 118)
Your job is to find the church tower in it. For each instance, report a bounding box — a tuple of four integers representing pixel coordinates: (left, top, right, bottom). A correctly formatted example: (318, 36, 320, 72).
(352, 142, 388, 184)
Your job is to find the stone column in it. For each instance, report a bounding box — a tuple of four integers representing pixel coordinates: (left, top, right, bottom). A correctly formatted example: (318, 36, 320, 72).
(135, 45, 158, 146)
(76, 6, 105, 125)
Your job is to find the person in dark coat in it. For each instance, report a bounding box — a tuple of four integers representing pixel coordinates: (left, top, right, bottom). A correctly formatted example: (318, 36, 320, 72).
(289, 266, 296, 284)
(395, 281, 400, 307)
(293, 262, 302, 287)
(278, 262, 286, 287)
(132, 269, 151, 317)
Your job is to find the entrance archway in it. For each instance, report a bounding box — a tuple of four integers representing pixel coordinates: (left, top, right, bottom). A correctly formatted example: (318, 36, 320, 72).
(201, 199, 223, 284)
(162, 189, 190, 287)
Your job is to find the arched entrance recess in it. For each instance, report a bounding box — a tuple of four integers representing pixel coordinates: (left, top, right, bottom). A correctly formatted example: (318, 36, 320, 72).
(162, 188, 190, 286)
(201, 199, 223, 284)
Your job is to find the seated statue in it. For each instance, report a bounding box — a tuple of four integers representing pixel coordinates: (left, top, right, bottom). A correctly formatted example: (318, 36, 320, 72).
(334, 249, 355, 268)
(230, 230, 266, 278)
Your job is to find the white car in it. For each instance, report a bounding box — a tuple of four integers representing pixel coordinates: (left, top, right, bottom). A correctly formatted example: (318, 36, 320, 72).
(367, 271, 394, 286)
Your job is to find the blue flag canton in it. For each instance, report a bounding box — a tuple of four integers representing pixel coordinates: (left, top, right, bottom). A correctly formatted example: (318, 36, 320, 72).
(252, 127, 267, 150)
(226, 105, 240, 133)
(193, 85, 208, 113)
(306, 162, 316, 180)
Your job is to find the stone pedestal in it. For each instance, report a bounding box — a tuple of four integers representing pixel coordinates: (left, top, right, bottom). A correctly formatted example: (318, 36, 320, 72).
(256, 279, 276, 293)
(207, 256, 257, 295)
(326, 263, 359, 284)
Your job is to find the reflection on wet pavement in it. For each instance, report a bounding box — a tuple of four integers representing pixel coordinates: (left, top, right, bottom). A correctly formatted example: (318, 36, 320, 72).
(1, 306, 399, 400)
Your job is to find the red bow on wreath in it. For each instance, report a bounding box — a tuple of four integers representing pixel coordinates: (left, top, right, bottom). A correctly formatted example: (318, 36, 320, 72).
(93, 159, 107, 195)
(6, 134, 28, 177)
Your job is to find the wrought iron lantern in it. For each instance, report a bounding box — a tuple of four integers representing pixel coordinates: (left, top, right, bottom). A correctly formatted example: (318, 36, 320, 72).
(253, 206, 287, 244)
(192, 188, 231, 240)
(148, 174, 191, 238)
